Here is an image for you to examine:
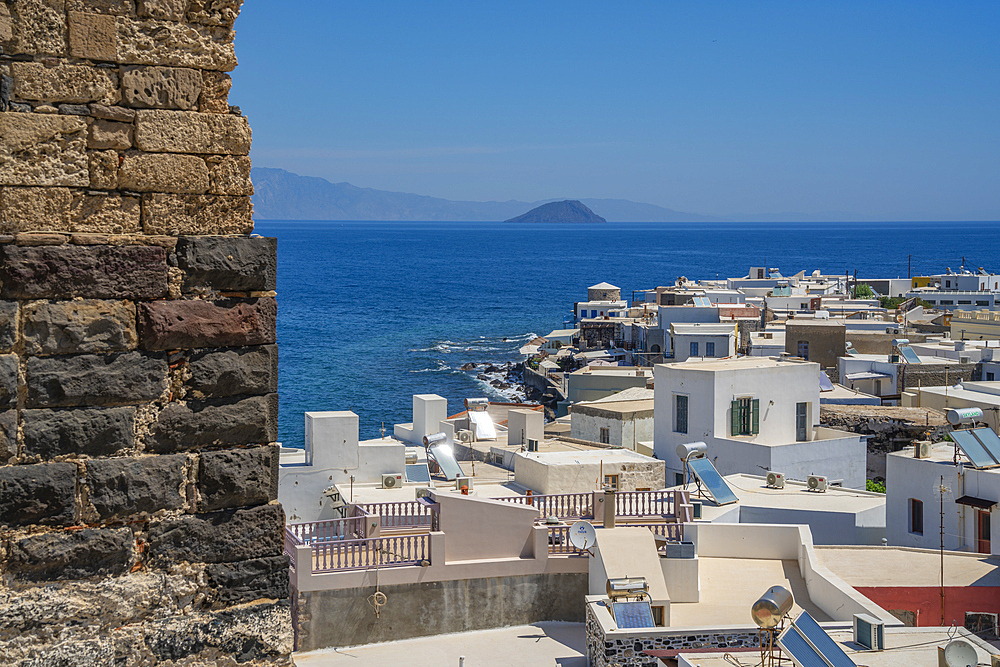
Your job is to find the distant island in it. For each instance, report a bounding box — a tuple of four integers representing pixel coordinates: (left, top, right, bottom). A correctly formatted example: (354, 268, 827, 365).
(504, 200, 607, 224)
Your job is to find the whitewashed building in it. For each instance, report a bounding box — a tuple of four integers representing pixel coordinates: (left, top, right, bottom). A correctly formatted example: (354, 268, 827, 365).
(570, 387, 654, 452)
(670, 322, 737, 361)
(653, 356, 866, 488)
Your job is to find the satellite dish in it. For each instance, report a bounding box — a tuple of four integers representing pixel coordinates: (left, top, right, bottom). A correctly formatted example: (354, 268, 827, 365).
(941, 639, 978, 667)
(569, 520, 597, 551)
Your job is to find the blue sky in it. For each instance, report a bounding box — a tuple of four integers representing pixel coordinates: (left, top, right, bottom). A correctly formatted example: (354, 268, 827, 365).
(232, 2, 999, 220)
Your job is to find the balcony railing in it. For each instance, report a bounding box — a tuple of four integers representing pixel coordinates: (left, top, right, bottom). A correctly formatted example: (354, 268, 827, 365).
(313, 534, 429, 572)
(354, 500, 438, 530)
(493, 492, 594, 519)
(286, 515, 367, 544)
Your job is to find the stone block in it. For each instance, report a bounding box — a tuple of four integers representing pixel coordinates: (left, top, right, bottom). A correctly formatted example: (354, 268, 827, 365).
(134, 109, 250, 154)
(121, 65, 201, 110)
(206, 154, 252, 195)
(59, 103, 92, 115)
(141, 192, 253, 235)
(198, 70, 231, 113)
(205, 555, 289, 605)
(26, 351, 168, 407)
(89, 103, 135, 121)
(176, 236, 276, 292)
(148, 503, 284, 564)
(23, 406, 136, 459)
(188, 0, 242, 27)
(68, 11, 117, 61)
(0, 113, 88, 187)
(118, 153, 208, 193)
(0, 353, 16, 409)
(187, 345, 278, 399)
(8, 0, 67, 57)
(23, 299, 137, 355)
(139, 297, 276, 350)
(0, 301, 16, 352)
(136, 0, 185, 20)
(86, 454, 186, 520)
(69, 193, 141, 233)
(0, 244, 168, 299)
(198, 444, 278, 511)
(0, 186, 72, 233)
(87, 118, 133, 150)
(88, 149, 119, 189)
(147, 393, 278, 453)
(116, 17, 237, 72)
(11, 62, 119, 105)
(67, 0, 135, 15)
(0, 4, 11, 43)
(8, 528, 133, 580)
(0, 462, 77, 527)
(0, 411, 15, 466)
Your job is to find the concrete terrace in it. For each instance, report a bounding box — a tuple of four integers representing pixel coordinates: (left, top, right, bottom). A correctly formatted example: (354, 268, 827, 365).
(816, 546, 1000, 588)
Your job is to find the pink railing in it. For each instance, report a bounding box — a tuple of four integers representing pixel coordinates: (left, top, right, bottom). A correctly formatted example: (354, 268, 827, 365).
(615, 490, 673, 517)
(313, 533, 430, 572)
(622, 522, 685, 542)
(287, 516, 367, 544)
(284, 527, 298, 569)
(546, 525, 589, 556)
(354, 501, 438, 530)
(493, 492, 594, 519)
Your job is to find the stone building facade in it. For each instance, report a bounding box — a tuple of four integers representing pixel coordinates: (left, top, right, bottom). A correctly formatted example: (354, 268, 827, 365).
(0, 1, 291, 664)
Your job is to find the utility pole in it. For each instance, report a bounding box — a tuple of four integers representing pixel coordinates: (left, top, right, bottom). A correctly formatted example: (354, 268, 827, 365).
(908, 254, 912, 280)
(940, 474, 946, 625)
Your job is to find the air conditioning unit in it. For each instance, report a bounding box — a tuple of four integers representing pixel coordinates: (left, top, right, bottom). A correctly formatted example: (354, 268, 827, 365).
(959, 356, 970, 364)
(914, 441, 932, 459)
(807, 475, 828, 492)
(853, 613, 884, 651)
(455, 476, 473, 491)
(382, 473, 403, 489)
(766, 472, 785, 489)
(458, 429, 474, 443)
(415, 487, 433, 499)
(527, 438, 539, 452)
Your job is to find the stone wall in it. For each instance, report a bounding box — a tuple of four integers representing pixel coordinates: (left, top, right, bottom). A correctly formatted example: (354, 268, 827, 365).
(0, 2, 291, 665)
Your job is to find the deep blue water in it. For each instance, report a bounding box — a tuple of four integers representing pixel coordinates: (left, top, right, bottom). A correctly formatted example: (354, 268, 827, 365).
(254, 220, 1000, 446)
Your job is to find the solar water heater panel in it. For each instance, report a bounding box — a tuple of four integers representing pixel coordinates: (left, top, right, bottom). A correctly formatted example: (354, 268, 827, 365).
(468, 411, 497, 440)
(428, 443, 464, 481)
(611, 601, 656, 629)
(951, 430, 998, 469)
(688, 457, 739, 505)
(790, 611, 857, 667)
(405, 463, 431, 483)
(900, 347, 921, 364)
(971, 427, 1000, 466)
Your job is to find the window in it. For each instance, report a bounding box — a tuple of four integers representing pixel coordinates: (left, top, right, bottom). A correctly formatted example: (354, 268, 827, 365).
(690, 342, 699, 357)
(651, 606, 665, 626)
(675, 472, 684, 486)
(945, 280, 951, 288)
(591, 309, 598, 318)
(909, 498, 923, 535)
(796, 402, 808, 441)
(675, 395, 689, 434)
(800, 303, 808, 309)
(757, 269, 765, 279)
(797, 340, 809, 360)
(731, 397, 759, 436)
(599, 427, 610, 444)
(706, 341, 715, 357)
(959, 300, 971, 305)
(941, 300, 954, 305)
(978, 301, 990, 306)
(604, 474, 619, 491)
(988, 372, 995, 381)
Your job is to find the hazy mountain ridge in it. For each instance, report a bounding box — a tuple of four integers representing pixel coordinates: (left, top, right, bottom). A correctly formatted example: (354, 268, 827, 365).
(251, 167, 720, 222)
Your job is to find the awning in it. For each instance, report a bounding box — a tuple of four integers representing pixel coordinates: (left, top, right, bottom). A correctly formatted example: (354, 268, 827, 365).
(956, 495, 997, 510)
(845, 371, 892, 381)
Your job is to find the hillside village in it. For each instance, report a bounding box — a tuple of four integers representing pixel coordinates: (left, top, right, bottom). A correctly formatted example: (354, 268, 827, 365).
(281, 266, 1000, 664)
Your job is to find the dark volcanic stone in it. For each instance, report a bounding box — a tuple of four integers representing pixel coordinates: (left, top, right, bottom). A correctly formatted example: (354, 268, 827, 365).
(175, 236, 277, 292)
(8, 528, 133, 580)
(0, 410, 16, 463)
(0, 301, 17, 352)
(0, 244, 168, 300)
(26, 352, 168, 408)
(58, 103, 92, 116)
(187, 345, 278, 398)
(205, 555, 290, 605)
(86, 455, 187, 520)
(0, 462, 77, 527)
(0, 353, 16, 409)
(148, 504, 284, 564)
(198, 444, 278, 511)
(147, 394, 278, 453)
(142, 601, 288, 663)
(23, 406, 135, 459)
(138, 298, 276, 350)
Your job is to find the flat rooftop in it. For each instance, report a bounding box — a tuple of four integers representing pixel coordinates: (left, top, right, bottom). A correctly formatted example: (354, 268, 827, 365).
(669, 557, 831, 627)
(669, 474, 885, 517)
(820, 404, 947, 425)
(816, 546, 1000, 588)
(675, 626, 997, 666)
(293, 622, 586, 667)
(521, 448, 657, 466)
(659, 356, 815, 372)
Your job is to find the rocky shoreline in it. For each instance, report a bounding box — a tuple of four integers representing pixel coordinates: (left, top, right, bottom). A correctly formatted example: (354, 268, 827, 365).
(459, 360, 532, 403)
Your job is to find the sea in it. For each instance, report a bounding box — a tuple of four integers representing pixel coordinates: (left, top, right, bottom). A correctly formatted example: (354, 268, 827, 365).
(253, 220, 1000, 446)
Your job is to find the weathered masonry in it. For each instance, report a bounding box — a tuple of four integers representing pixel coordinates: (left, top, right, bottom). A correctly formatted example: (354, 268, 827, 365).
(0, 2, 291, 665)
